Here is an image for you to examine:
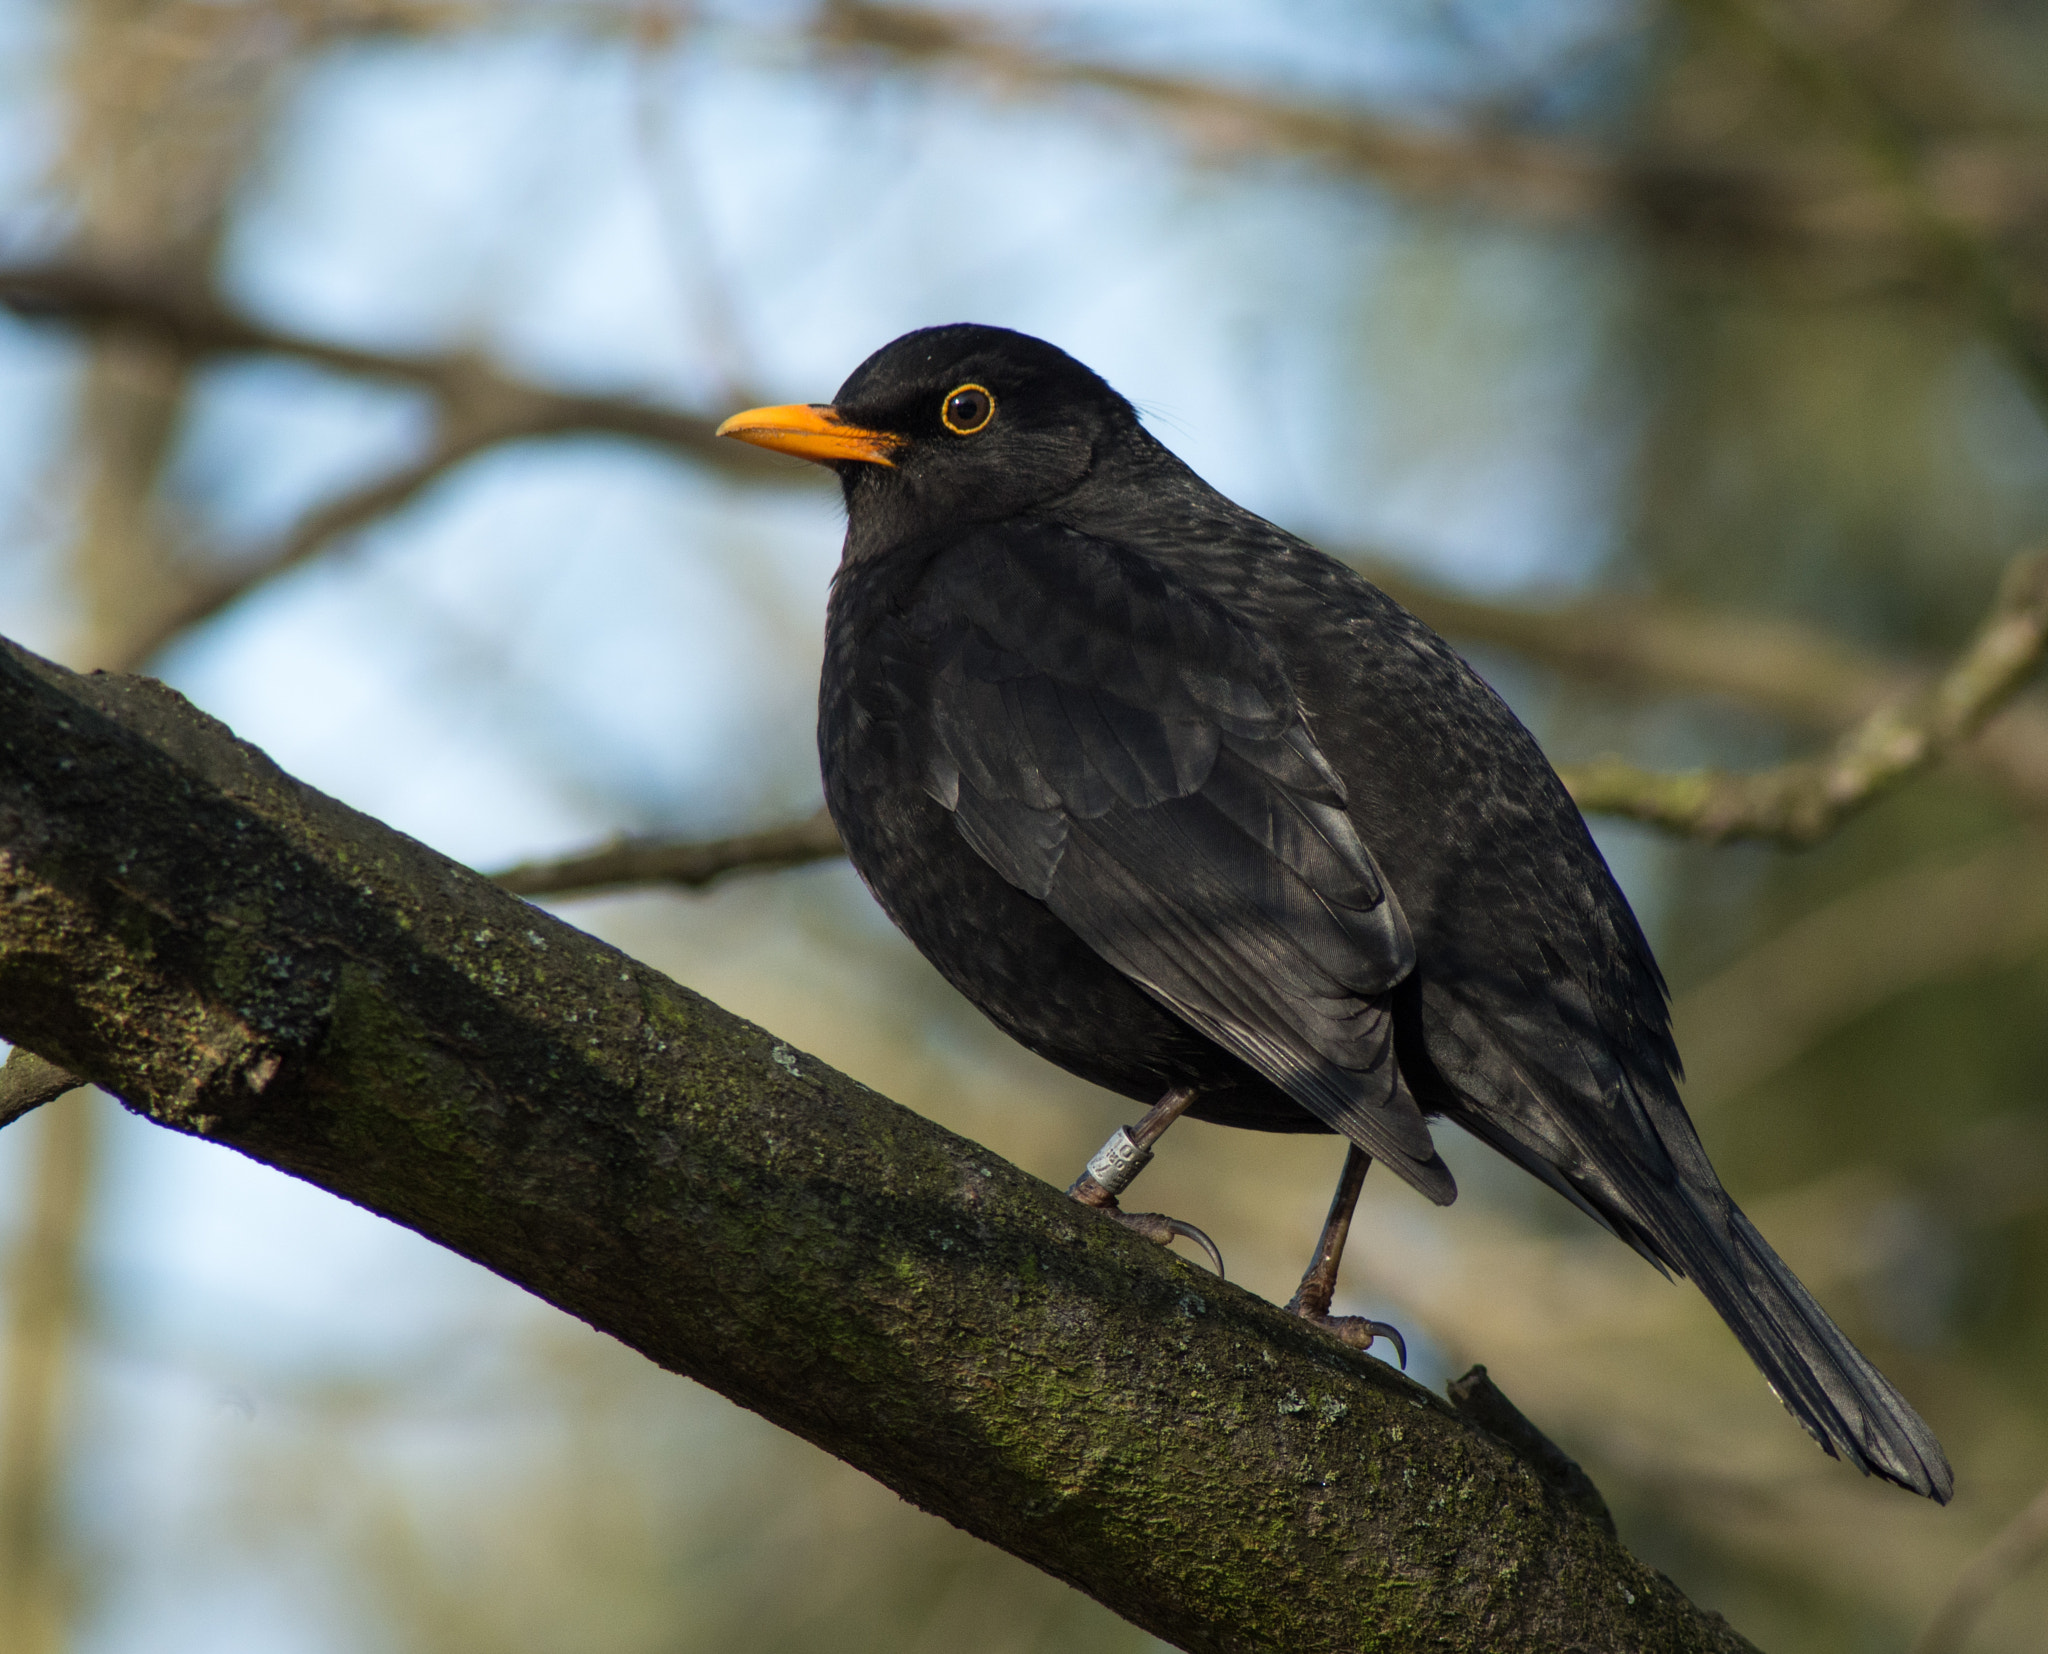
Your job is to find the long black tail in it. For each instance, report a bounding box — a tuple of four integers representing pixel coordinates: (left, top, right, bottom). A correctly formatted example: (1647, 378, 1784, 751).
(1449, 1080, 1953, 1501)
(1425, 991, 1951, 1499)
(1654, 1180, 1953, 1502)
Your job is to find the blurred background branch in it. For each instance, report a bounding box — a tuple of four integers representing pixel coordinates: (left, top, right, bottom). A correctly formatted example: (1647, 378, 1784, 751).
(813, 0, 2048, 262)
(494, 806, 843, 897)
(0, 1053, 82, 1134)
(1914, 1476, 2048, 1654)
(1563, 549, 2048, 841)
(0, 260, 786, 668)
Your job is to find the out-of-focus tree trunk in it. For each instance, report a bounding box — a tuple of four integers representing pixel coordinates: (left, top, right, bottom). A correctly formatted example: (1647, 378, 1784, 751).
(0, 3, 286, 1648)
(0, 1102, 95, 1654)
(58, 0, 283, 668)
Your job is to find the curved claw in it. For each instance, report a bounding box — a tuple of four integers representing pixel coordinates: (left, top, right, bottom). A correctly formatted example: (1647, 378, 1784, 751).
(1108, 1208, 1227, 1278)
(1158, 1214, 1227, 1280)
(1310, 1314, 1408, 1370)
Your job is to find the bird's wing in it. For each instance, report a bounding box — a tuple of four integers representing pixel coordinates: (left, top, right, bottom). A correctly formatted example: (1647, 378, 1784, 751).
(894, 522, 1452, 1201)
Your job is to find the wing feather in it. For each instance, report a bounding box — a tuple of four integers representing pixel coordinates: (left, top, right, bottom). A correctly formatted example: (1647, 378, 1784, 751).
(908, 522, 1453, 1202)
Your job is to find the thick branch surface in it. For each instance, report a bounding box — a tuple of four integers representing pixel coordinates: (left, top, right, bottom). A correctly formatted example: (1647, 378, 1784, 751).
(0, 633, 1752, 1653)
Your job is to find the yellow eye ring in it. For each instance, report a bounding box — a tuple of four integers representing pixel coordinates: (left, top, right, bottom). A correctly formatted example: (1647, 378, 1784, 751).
(940, 383, 996, 436)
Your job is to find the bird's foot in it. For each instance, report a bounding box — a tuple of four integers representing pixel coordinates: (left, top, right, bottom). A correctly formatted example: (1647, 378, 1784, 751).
(1289, 1303, 1408, 1369)
(1067, 1171, 1226, 1277)
(1287, 1244, 1407, 1368)
(1106, 1203, 1227, 1277)
(1284, 1144, 1401, 1362)
(1062, 1089, 1223, 1274)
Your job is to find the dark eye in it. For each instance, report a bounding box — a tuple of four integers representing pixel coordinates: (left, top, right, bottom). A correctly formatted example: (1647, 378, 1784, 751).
(940, 383, 995, 436)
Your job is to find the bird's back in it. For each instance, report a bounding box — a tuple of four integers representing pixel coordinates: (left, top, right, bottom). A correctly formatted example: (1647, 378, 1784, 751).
(1053, 439, 1678, 1120)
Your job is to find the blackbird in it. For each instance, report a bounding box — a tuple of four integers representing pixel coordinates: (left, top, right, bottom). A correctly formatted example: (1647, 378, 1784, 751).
(717, 324, 1953, 1502)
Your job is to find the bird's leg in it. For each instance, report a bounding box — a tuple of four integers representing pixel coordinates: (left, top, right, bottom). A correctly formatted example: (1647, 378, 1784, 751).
(1067, 1086, 1225, 1276)
(1286, 1144, 1406, 1368)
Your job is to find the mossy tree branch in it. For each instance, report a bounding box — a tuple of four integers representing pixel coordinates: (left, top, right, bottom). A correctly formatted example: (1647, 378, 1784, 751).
(0, 634, 1757, 1651)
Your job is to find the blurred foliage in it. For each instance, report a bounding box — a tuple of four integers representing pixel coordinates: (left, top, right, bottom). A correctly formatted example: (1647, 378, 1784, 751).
(6, 1, 2048, 1651)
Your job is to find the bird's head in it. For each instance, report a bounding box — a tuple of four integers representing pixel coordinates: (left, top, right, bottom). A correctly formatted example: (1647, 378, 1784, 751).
(717, 325, 1138, 552)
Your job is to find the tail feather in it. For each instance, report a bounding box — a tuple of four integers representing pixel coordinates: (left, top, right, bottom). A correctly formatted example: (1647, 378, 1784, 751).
(1455, 1080, 1951, 1498)
(1655, 1186, 1953, 1503)
(1415, 992, 1949, 1498)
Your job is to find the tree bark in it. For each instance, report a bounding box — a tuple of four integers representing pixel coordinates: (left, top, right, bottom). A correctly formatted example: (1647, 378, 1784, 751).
(0, 633, 1758, 1654)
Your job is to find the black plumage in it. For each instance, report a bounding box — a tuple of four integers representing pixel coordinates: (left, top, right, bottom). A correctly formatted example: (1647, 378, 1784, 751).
(718, 324, 1953, 1503)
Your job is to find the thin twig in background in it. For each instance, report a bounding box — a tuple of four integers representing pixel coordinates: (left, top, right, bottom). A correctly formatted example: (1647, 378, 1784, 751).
(812, 0, 1609, 221)
(1361, 562, 1903, 730)
(0, 1051, 83, 1133)
(1369, 557, 2048, 818)
(1914, 1478, 2048, 1654)
(499, 808, 2048, 1135)
(494, 807, 844, 897)
(0, 260, 801, 668)
(497, 552, 2048, 902)
(0, 263, 781, 476)
(112, 423, 522, 669)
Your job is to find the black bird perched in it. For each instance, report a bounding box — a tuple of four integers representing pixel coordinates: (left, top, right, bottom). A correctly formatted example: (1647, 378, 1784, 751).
(717, 324, 1953, 1503)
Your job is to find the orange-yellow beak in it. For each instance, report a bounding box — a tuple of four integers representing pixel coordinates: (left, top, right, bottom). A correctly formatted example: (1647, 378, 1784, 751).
(714, 403, 902, 468)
